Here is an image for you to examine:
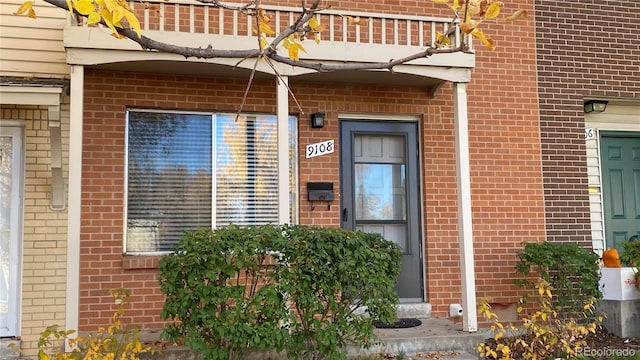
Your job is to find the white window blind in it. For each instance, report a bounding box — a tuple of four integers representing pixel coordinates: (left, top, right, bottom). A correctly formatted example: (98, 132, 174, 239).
(126, 111, 297, 252)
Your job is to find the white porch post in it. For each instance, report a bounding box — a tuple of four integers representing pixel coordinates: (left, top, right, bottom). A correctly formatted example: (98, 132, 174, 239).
(277, 76, 290, 224)
(453, 82, 478, 332)
(65, 65, 84, 346)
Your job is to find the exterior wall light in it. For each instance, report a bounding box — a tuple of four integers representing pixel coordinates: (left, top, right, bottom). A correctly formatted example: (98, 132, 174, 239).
(584, 100, 608, 113)
(311, 112, 325, 128)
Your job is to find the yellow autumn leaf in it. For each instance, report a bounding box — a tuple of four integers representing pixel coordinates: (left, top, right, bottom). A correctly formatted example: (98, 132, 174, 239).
(259, 37, 268, 51)
(87, 11, 101, 24)
(484, 1, 501, 19)
(259, 21, 275, 36)
(494, 331, 503, 340)
(467, 0, 481, 15)
(124, 9, 141, 37)
(38, 349, 50, 360)
(505, 9, 528, 22)
(103, 0, 117, 11)
(435, 31, 451, 47)
(284, 36, 306, 61)
(65, 0, 73, 15)
(450, 0, 460, 11)
(346, 16, 368, 26)
(75, 0, 95, 15)
(111, 5, 125, 24)
(314, 33, 321, 45)
(100, 8, 123, 37)
(14, 1, 35, 17)
(294, 41, 306, 58)
(460, 21, 479, 34)
(288, 44, 299, 60)
(471, 29, 495, 50)
(309, 17, 323, 32)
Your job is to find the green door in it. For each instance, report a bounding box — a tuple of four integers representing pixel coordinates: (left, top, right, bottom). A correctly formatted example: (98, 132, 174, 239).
(601, 133, 640, 250)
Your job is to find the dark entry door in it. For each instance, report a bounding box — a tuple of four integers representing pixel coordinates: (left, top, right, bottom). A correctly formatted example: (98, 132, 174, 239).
(600, 133, 640, 250)
(340, 120, 423, 301)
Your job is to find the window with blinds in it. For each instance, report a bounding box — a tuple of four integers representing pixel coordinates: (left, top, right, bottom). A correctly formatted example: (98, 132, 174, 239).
(126, 111, 298, 253)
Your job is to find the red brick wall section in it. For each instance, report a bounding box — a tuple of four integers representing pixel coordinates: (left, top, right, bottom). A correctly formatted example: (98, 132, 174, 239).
(535, 0, 640, 246)
(455, 0, 544, 312)
(79, 0, 543, 330)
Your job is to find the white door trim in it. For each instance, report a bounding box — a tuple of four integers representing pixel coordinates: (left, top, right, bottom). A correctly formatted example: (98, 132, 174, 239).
(0, 126, 24, 337)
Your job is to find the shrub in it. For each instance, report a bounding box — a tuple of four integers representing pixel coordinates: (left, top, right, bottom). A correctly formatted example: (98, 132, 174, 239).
(478, 279, 601, 360)
(158, 224, 402, 360)
(158, 225, 291, 360)
(281, 226, 401, 360)
(619, 237, 640, 288)
(514, 241, 601, 317)
(36, 288, 152, 360)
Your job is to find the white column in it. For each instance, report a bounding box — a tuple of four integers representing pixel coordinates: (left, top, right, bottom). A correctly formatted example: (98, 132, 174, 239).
(65, 65, 84, 347)
(453, 82, 478, 332)
(277, 76, 290, 224)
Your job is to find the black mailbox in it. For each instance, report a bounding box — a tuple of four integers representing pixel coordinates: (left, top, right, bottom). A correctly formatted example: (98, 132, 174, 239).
(307, 182, 334, 201)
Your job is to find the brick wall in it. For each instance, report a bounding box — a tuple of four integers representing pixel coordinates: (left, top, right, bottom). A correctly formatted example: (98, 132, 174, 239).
(1, 100, 70, 357)
(535, 0, 640, 246)
(76, 0, 543, 329)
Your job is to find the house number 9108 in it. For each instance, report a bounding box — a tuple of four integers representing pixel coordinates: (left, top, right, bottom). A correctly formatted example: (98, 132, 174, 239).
(306, 140, 334, 158)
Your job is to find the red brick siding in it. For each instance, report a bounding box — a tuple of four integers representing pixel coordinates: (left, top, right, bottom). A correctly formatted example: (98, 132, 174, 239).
(535, 0, 640, 246)
(79, 0, 542, 329)
(458, 0, 543, 309)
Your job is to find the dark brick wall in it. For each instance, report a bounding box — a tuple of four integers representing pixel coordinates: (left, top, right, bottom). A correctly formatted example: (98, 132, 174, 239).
(535, 0, 640, 246)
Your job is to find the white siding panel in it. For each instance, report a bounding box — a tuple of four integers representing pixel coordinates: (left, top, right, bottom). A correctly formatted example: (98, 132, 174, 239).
(0, 0, 69, 78)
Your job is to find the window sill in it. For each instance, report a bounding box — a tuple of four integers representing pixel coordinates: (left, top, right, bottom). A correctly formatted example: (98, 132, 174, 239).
(121, 254, 163, 270)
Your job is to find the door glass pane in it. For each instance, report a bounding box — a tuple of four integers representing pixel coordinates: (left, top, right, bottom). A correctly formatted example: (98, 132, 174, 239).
(356, 224, 407, 250)
(354, 163, 406, 221)
(0, 135, 13, 332)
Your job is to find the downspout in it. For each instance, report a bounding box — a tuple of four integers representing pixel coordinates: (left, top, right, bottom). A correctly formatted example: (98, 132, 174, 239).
(65, 65, 83, 349)
(453, 82, 478, 332)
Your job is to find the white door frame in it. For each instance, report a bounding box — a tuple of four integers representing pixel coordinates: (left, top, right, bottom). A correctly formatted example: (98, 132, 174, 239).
(0, 126, 24, 337)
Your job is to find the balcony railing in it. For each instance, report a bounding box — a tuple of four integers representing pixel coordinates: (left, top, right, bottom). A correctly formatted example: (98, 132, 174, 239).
(64, 1, 474, 78)
(118, 1, 466, 48)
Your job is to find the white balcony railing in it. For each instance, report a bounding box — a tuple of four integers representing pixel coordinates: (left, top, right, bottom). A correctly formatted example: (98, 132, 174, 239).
(64, 1, 474, 80)
(118, 1, 466, 48)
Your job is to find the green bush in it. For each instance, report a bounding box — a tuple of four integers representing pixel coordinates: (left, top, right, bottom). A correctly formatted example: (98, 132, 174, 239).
(158, 224, 402, 360)
(620, 237, 640, 267)
(514, 241, 602, 317)
(281, 225, 401, 360)
(619, 237, 640, 289)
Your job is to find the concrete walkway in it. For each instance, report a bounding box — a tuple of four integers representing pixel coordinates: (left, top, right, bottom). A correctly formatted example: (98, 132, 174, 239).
(137, 317, 486, 359)
(349, 317, 487, 359)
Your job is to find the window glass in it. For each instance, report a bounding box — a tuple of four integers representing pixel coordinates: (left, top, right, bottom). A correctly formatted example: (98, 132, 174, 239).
(126, 111, 297, 252)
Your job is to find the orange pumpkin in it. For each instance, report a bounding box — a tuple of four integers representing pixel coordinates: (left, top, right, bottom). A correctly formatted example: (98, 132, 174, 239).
(603, 248, 621, 268)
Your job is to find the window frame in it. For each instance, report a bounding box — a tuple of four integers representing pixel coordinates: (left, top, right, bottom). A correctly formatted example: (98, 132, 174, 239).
(124, 109, 298, 255)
